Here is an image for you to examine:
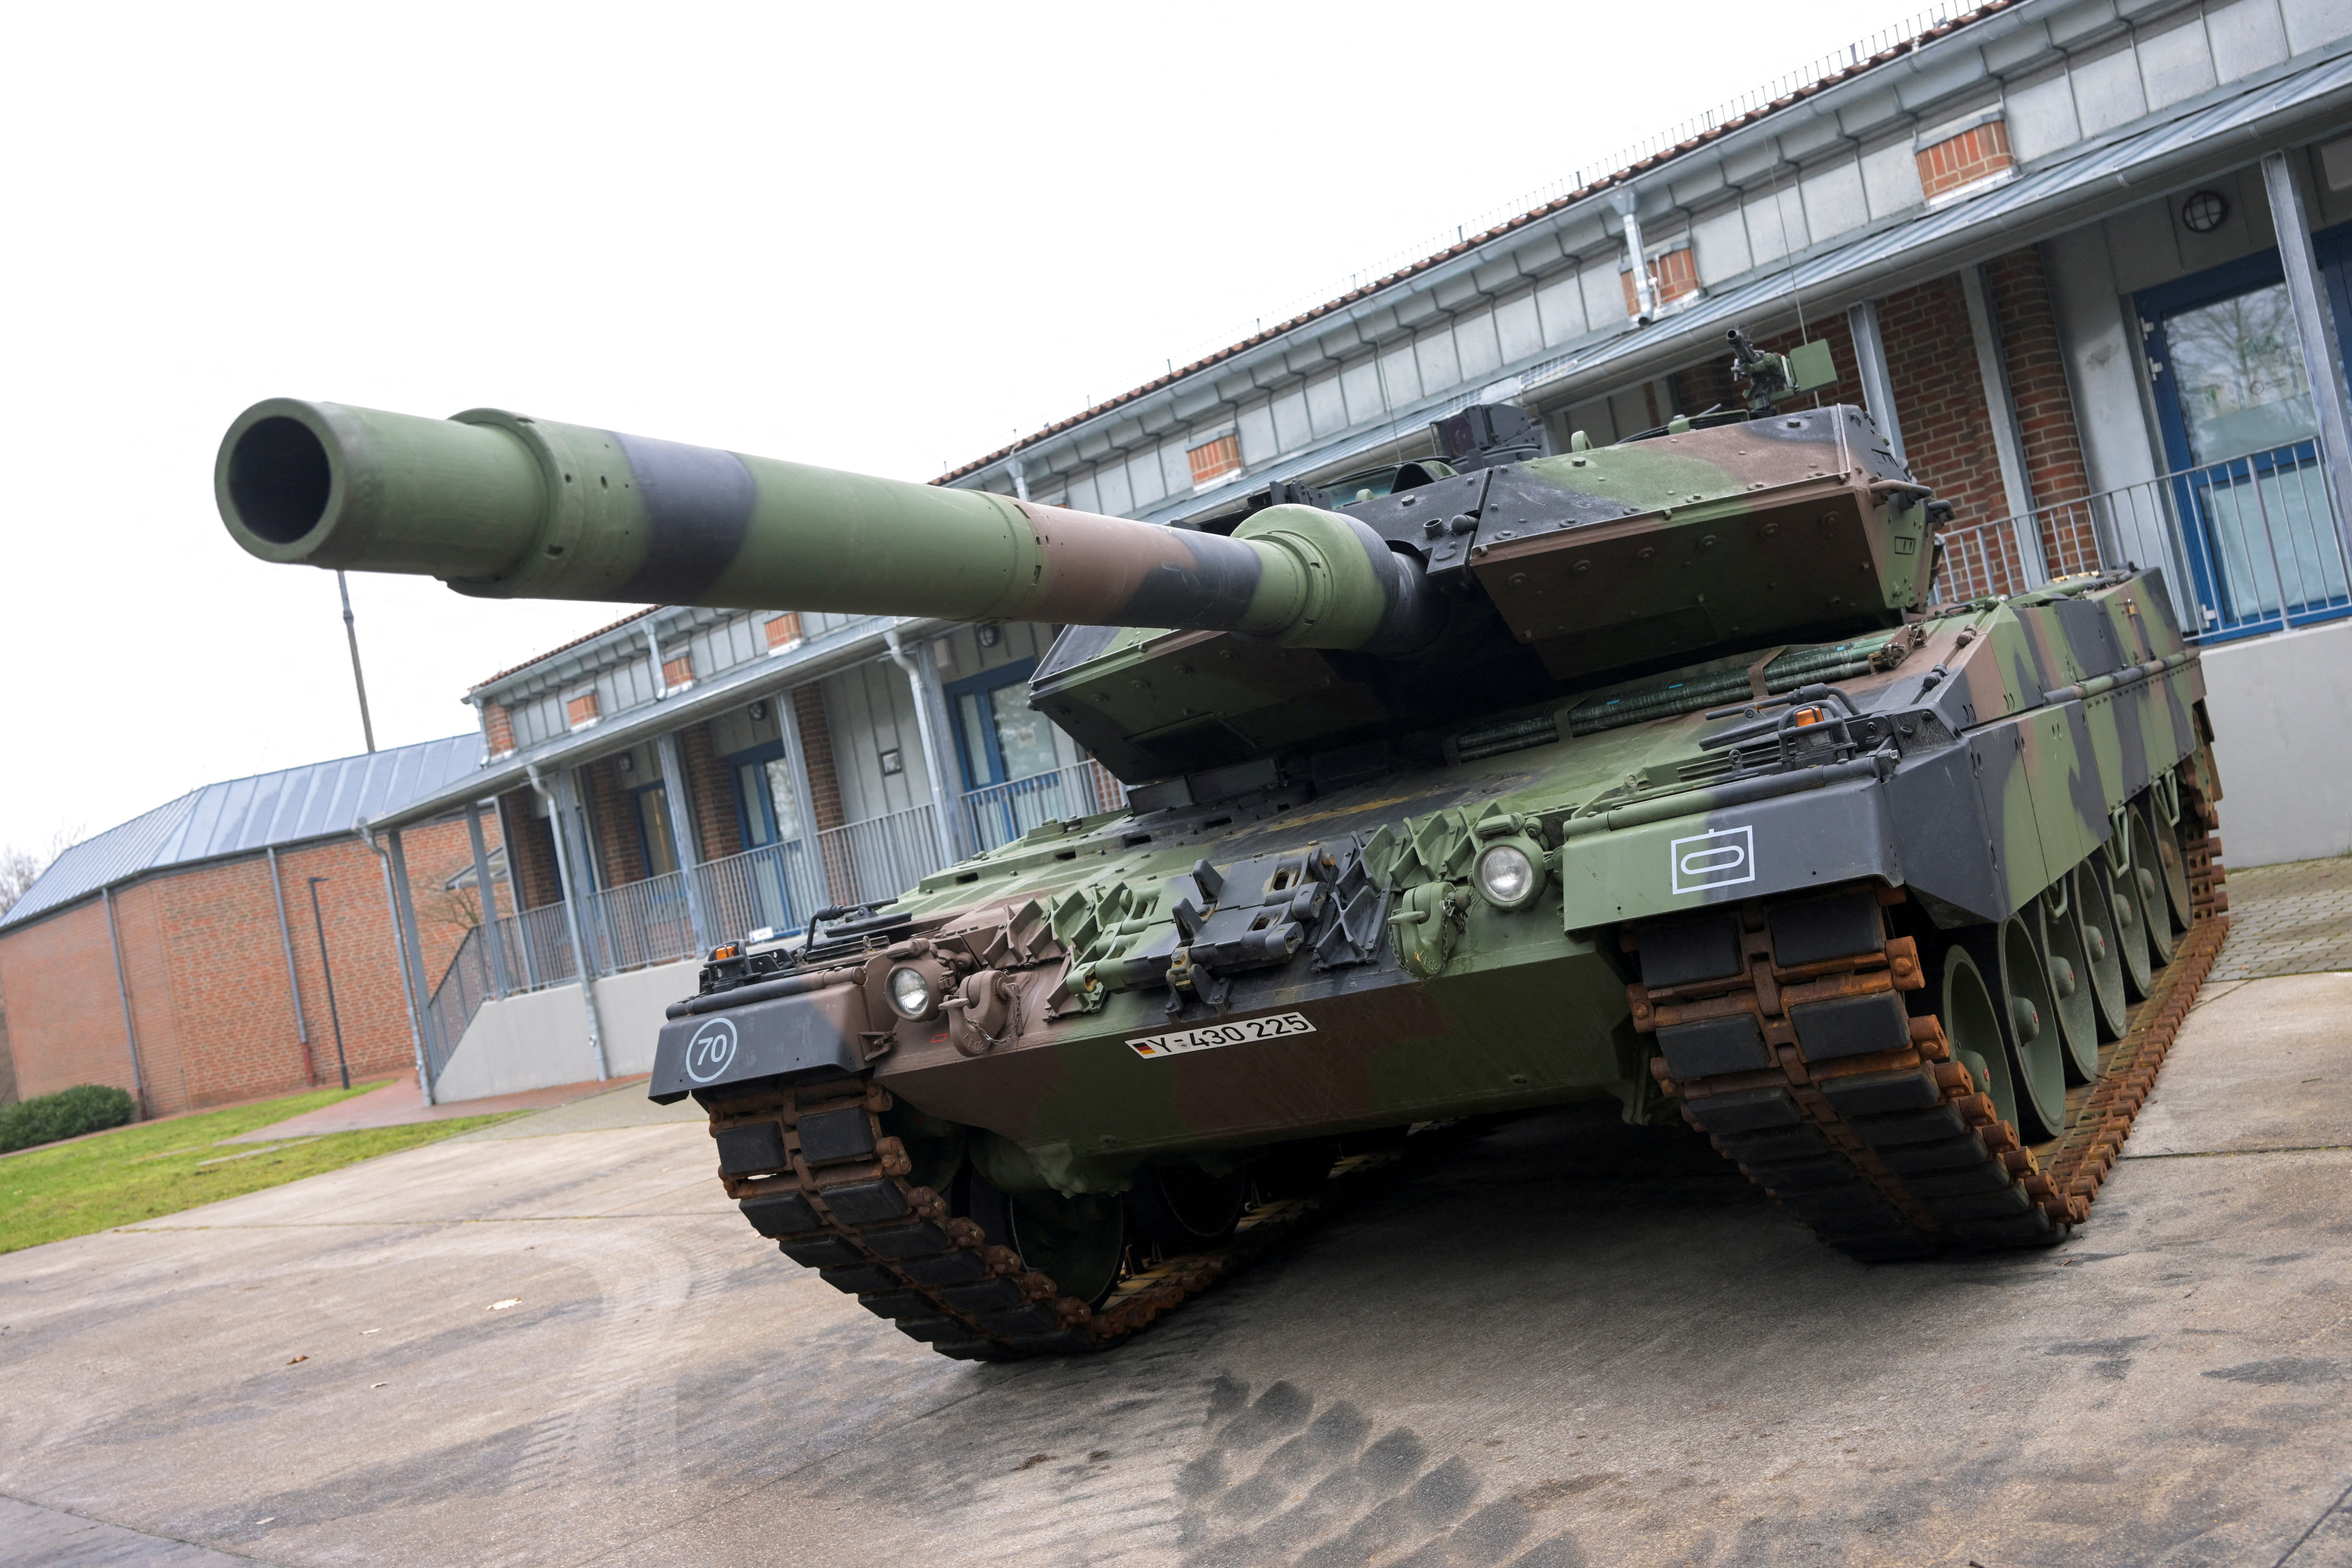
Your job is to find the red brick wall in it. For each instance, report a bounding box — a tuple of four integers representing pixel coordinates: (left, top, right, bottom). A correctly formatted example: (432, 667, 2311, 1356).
(1877, 273, 2011, 529)
(1917, 119, 2015, 202)
(0, 901, 139, 1108)
(794, 686, 847, 833)
(499, 790, 562, 911)
(682, 722, 745, 862)
(582, 759, 645, 889)
(482, 701, 515, 758)
(0, 822, 477, 1117)
(1987, 246, 2095, 569)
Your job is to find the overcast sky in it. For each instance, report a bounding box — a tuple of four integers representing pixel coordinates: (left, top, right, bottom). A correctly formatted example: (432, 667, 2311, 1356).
(1, 0, 1937, 858)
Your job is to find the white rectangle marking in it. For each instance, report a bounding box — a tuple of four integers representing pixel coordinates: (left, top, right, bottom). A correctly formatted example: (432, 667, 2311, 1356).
(1671, 824, 1756, 895)
(1128, 1011, 1317, 1059)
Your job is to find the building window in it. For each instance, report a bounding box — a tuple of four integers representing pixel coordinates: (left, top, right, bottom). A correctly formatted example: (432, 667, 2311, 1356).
(1619, 248, 1699, 318)
(947, 660, 1055, 794)
(727, 742, 809, 934)
(765, 612, 804, 655)
(1187, 433, 1241, 488)
(566, 691, 600, 730)
(632, 783, 680, 877)
(1917, 117, 2015, 205)
(1654, 248, 1700, 305)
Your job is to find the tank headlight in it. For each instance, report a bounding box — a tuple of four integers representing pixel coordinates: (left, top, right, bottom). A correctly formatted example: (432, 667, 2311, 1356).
(1474, 840, 1545, 911)
(886, 964, 934, 1019)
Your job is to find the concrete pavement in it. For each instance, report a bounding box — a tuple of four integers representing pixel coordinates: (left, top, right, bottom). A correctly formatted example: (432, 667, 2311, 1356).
(2, 898, 2350, 1566)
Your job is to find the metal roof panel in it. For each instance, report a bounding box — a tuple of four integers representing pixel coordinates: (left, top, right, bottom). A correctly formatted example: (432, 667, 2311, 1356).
(0, 733, 485, 933)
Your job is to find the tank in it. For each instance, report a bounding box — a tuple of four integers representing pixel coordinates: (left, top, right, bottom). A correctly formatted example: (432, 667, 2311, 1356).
(213, 338, 2228, 1361)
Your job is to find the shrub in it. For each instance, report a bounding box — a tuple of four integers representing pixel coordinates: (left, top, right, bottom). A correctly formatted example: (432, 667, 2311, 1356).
(0, 1084, 136, 1154)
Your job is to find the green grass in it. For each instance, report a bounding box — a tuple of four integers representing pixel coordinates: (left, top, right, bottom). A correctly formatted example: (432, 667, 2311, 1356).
(0, 1085, 517, 1254)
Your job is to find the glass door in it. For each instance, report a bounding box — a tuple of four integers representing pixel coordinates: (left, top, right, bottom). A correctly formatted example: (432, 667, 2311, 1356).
(2142, 248, 2351, 637)
(949, 661, 1065, 849)
(731, 749, 807, 936)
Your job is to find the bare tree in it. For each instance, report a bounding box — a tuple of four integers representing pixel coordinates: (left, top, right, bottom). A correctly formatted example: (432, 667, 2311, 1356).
(0, 827, 83, 920)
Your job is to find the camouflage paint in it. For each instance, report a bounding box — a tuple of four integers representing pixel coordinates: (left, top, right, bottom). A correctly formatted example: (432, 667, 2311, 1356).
(216, 395, 2213, 1200)
(215, 400, 1431, 653)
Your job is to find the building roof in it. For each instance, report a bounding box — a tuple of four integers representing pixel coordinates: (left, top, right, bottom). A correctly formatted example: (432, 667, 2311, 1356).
(468, 605, 659, 696)
(931, 0, 2015, 486)
(1, 734, 484, 933)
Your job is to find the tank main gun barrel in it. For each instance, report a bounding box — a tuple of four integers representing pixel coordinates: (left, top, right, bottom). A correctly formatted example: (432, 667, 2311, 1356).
(215, 399, 1439, 653)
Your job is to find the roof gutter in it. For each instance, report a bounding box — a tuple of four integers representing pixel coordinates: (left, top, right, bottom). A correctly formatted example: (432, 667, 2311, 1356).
(1516, 53, 2352, 414)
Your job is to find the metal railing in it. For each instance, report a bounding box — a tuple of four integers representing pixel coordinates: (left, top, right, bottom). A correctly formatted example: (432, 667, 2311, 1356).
(1931, 439, 2352, 642)
(960, 759, 1129, 853)
(423, 924, 493, 1086)
(817, 802, 951, 909)
(420, 780, 1121, 1081)
(694, 838, 827, 945)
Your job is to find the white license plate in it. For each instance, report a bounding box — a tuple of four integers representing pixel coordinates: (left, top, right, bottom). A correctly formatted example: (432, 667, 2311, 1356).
(1127, 1011, 1317, 1059)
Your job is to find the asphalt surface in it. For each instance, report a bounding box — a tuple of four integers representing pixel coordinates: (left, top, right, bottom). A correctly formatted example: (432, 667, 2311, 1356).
(3, 892, 2349, 1567)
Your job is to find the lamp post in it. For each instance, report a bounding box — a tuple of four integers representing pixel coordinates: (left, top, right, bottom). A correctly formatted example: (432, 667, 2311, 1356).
(307, 877, 352, 1090)
(338, 571, 376, 753)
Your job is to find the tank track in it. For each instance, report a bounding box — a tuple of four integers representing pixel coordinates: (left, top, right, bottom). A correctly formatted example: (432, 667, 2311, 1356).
(1631, 780, 2227, 1260)
(699, 783, 2227, 1351)
(700, 1078, 1428, 1360)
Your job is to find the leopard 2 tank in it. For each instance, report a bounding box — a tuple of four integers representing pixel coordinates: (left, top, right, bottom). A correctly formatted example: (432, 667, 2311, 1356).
(211, 342, 2227, 1359)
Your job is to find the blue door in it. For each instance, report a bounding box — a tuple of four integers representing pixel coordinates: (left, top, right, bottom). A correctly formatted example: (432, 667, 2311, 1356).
(2138, 229, 2352, 639)
(726, 743, 811, 937)
(946, 660, 1073, 849)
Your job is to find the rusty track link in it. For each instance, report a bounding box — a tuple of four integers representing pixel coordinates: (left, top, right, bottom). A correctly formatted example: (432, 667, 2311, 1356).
(1631, 787, 2227, 1259)
(699, 1080, 1430, 1359)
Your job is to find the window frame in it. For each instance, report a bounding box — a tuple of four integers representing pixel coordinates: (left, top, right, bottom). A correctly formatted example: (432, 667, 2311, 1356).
(941, 657, 1040, 793)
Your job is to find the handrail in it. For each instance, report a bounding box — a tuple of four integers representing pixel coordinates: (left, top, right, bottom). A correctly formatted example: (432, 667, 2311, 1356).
(1932, 437, 2350, 643)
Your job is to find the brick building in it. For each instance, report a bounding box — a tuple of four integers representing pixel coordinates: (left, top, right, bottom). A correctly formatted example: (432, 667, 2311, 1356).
(0, 738, 482, 1117)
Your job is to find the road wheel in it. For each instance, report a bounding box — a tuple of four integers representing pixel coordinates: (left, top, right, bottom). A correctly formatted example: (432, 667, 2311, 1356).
(2036, 877, 2101, 1084)
(2145, 795, 2195, 934)
(1127, 1162, 1247, 1256)
(2074, 857, 2131, 1039)
(964, 1171, 1127, 1308)
(2127, 809, 2178, 967)
(2097, 847, 2156, 1002)
(1939, 944, 2017, 1132)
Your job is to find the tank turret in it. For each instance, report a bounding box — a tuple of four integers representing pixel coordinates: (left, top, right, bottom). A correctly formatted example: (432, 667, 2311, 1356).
(218, 389, 1938, 782)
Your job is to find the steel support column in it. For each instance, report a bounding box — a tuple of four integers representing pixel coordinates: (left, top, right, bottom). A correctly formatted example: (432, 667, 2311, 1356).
(553, 767, 605, 978)
(886, 624, 965, 869)
(1958, 263, 2047, 585)
(654, 728, 711, 954)
(2262, 149, 2352, 564)
(1844, 299, 1906, 464)
(774, 685, 824, 915)
(265, 846, 312, 1077)
(100, 886, 147, 1117)
(384, 828, 444, 1098)
(533, 765, 610, 1081)
(369, 832, 435, 1107)
(492, 793, 542, 989)
(464, 802, 513, 998)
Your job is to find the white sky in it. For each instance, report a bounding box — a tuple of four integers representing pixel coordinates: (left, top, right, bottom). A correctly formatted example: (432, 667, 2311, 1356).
(1, 0, 1935, 856)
